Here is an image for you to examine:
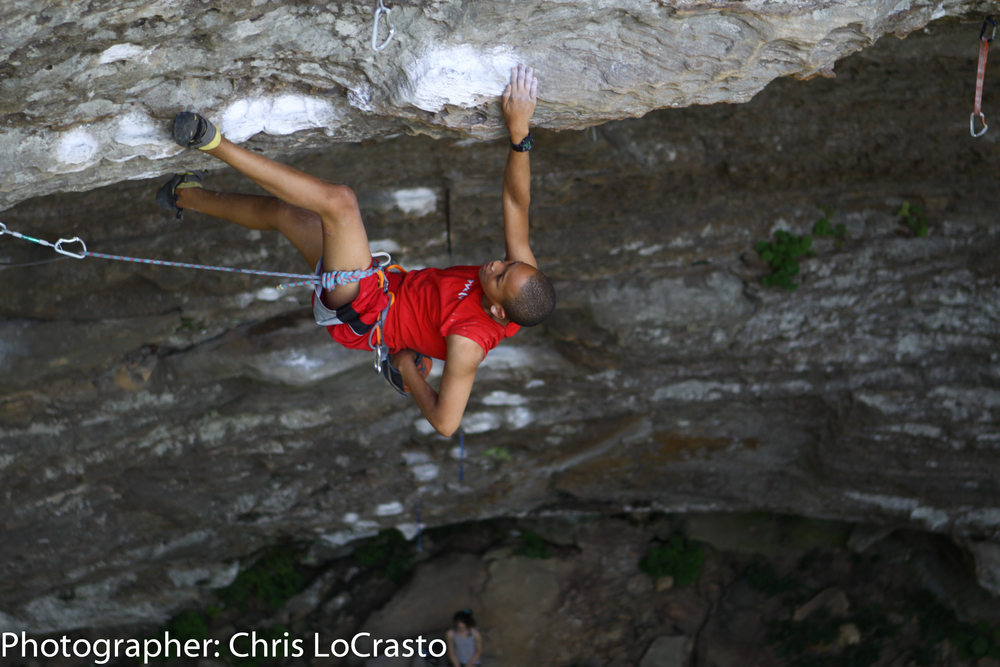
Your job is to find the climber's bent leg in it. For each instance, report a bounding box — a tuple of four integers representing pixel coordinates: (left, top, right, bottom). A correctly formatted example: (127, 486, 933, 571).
(200, 138, 372, 310)
(175, 188, 325, 270)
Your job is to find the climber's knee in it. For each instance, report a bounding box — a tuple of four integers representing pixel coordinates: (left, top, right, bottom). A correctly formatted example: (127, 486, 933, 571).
(318, 183, 360, 224)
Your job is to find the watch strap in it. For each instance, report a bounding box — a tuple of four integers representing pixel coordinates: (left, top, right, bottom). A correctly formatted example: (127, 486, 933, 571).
(510, 132, 533, 152)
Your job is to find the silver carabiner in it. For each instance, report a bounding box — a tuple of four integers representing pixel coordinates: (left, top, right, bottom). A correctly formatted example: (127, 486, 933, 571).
(972, 111, 989, 137)
(54, 237, 87, 259)
(372, 0, 395, 52)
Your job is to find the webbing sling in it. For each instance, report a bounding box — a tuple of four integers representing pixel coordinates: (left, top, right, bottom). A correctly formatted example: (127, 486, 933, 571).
(973, 17, 997, 137)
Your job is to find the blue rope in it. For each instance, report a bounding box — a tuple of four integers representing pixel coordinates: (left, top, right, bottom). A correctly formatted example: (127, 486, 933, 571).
(416, 502, 423, 553)
(459, 431, 465, 483)
(0, 222, 381, 290)
(83, 252, 380, 289)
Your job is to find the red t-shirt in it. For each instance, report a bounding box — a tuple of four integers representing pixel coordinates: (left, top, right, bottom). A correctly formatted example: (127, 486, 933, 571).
(327, 266, 520, 359)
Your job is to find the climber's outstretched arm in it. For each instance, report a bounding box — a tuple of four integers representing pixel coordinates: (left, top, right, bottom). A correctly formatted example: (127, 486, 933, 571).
(501, 63, 538, 269)
(393, 336, 484, 437)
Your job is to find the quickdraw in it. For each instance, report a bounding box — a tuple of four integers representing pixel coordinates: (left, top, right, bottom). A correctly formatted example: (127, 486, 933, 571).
(972, 16, 997, 137)
(371, 0, 395, 52)
(367, 257, 407, 376)
(0, 221, 380, 290)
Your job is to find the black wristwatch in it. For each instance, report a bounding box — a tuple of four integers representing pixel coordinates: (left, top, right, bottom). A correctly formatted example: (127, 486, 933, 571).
(510, 132, 533, 152)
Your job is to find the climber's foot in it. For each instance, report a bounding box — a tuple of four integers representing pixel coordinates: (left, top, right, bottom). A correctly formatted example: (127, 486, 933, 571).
(156, 171, 205, 220)
(172, 112, 221, 151)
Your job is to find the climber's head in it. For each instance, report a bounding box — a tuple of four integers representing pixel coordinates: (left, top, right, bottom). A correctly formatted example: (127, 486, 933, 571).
(479, 259, 556, 327)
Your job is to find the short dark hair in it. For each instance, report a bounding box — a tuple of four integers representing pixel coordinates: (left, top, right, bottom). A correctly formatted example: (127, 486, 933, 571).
(503, 271, 556, 327)
(453, 609, 477, 628)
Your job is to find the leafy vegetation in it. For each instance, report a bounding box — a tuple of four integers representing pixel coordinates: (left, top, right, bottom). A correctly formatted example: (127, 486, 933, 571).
(217, 545, 304, 611)
(639, 534, 705, 585)
(354, 528, 415, 584)
(896, 201, 928, 237)
(812, 206, 847, 249)
(745, 560, 807, 599)
(907, 591, 1000, 663)
(755, 230, 814, 292)
(483, 446, 512, 463)
(768, 607, 895, 667)
(175, 317, 206, 333)
(514, 530, 553, 559)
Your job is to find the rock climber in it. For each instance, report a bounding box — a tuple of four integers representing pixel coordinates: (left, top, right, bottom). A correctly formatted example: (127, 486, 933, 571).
(156, 64, 555, 437)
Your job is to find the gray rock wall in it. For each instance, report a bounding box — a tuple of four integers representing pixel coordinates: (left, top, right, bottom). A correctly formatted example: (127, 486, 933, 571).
(1, 18, 999, 633)
(0, 0, 989, 210)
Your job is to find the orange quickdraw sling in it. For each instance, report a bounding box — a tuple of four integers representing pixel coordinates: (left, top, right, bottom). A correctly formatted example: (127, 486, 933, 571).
(368, 259, 409, 386)
(973, 17, 997, 137)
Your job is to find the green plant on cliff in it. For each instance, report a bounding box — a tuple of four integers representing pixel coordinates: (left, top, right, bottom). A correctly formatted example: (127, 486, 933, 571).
(155, 610, 210, 659)
(639, 534, 705, 585)
(767, 607, 894, 667)
(906, 591, 1000, 663)
(483, 446, 512, 462)
(354, 528, 415, 584)
(515, 530, 553, 559)
(896, 201, 928, 237)
(745, 560, 806, 599)
(812, 206, 847, 249)
(755, 229, 814, 292)
(217, 545, 304, 611)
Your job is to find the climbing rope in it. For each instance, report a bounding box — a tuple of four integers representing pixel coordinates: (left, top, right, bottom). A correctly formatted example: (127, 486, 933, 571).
(371, 0, 395, 51)
(458, 431, 465, 483)
(415, 501, 424, 552)
(0, 221, 381, 290)
(972, 16, 997, 137)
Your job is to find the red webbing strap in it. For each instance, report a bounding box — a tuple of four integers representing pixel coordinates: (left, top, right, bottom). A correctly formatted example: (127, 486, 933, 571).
(974, 38, 989, 130)
(973, 17, 996, 137)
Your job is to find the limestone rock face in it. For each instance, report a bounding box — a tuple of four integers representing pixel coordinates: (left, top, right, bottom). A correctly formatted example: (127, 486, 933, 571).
(1, 18, 999, 634)
(0, 0, 982, 210)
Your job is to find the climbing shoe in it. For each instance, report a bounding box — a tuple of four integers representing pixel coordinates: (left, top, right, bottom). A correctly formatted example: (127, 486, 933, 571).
(172, 111, 222, 151)
(156, 171, 205, 220)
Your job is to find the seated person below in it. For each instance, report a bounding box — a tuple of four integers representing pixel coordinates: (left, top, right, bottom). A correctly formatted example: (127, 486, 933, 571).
(157, 64, 555, 437)
(446, 609, 482, 667)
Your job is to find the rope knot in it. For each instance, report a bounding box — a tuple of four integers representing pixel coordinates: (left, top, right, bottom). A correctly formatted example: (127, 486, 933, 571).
(319, 265, 380, 291)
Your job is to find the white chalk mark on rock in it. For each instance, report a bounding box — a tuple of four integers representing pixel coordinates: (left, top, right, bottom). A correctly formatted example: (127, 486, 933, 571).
(99, 44, 152, 64)
(220, 94, 341, 143)
(392, 188, 437, 217)
(375, 501, 404, 516)
(56, 129, 99, 166)
(401, 45, 519, 112)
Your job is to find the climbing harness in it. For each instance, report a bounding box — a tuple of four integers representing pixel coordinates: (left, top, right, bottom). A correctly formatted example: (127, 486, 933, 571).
(371, 0, 395, 52)
(0, 221, 380, 290)
(972, 16, 997, 137)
